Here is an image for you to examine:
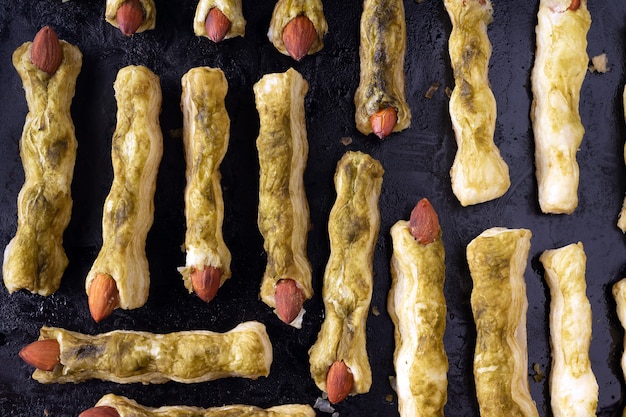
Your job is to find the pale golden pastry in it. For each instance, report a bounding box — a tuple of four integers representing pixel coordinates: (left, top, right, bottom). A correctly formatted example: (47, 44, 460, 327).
(3, 33, 82, 296)
(309, 151, 383, 402)
(445, 0, 510, 206)
(105, 0, 156, 34)
(194, 0, 246, 40)
(618, 86, 626, 231)
(531, 0, 591, 214)
(613, 278, 626, 417)
(267, 0, 328, 59)
(467, 227, 539, 417)
(541, 242, 598, 417)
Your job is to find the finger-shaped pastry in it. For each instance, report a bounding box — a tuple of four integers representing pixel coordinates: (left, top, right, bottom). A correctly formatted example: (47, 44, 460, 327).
(531, 0, 591, 214)
(309, 151, 384, 404)
(617, 87, 626, 231)
(85, 65, 163, 322)
(80, 393, 315, 417)
(354, 0, 410, 139)
(388, 198, 447, 417)
(178, 67, 231, 303)
(445, 0, 510, 206)
(19, 321, 272, 384)
(3, 27, 82, 296)
(540, 242, 598, 417)
(267, 0, 328, 61)
(467, 227, 539, 417)
(613, 278, 626, 417)
(194, 0, 246, 43)
(254, 68, 313, 327)
(105, 0, 156, 36)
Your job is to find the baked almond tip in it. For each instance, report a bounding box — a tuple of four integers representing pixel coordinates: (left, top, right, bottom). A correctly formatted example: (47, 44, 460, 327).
(19, 339, 60, 371)
(88, 273, 120, 323)
(326, 360, 354, 404)
(205, 7, 231, 43)
(369, 107, 397, 139)
(117, 0, 144, 37)
(282, 15, 317, 61)
(274, 278, 305, 324)
(409, 198, 440, 245)
(31, 25, 62, 74)
(191, 265, 222, 303)
(79, 406, 120, 417)
(568, 0, 581, 10)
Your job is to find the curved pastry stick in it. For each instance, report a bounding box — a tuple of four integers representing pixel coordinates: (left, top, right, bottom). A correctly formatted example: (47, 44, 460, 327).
(21, 321, 272, 384)
(194, 0, 246, 42)
(540, 242, 598, 417)
(105, 0, 156, 36)
(85, 65, 163, 322)
(267, 0, 328, 61)
(388, 198, 447, 417)
(613, 278, 626, 417)
(3, 29, 82, 296)
(254, 68, 313, 328)
(618, 87, 626, 231)
(81, 393, 315, 417)
(531, 0, 591, 214)
(466, 227, 539, 417)
(309, 151, 384, 404)
(445, 0, 510, 206)
(354, 0, 410, 139)
(178, 67, 231, 303)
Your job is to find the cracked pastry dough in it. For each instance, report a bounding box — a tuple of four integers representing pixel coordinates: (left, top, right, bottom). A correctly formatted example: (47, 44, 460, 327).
(354, 0, 410, 137)
(531, 0, 591, 214)
(91, 393, 315, 417)
(309, 151, 383, 397)
(267, 0, 328, 57)
(194, 0, 246, 40)
(85, 65, 163, 311)
(3, 37, 82, 296)
(388, 209, 447, 416)
(254, 68, 313, 328)
(178, 67, 231, 294)
(540, 242, 598, 417)
(467, 227, 539, 417)
(445, 0, 510, 206)
(31, 321, 272, 384)
(105, 0, 156, 33)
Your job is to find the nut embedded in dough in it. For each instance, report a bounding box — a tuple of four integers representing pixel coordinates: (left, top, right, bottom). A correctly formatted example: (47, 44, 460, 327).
(326, 360, 354, 404)
(205, 7, 232, 43)
(19, 339, 61, 371)
(79, 406, 120, 417)
(30, 26, 62, 74)
(88, 273, 120, 323)
(274, 278, 305, 324)
(282, 15, 317, 61)
(190, 265, 222, 302)
(369, 107, 398, 139)
(116, 0, 144, 36)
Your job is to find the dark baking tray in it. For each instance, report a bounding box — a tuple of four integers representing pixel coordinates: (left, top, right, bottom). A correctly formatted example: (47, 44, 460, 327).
(1, 0, 625, 416)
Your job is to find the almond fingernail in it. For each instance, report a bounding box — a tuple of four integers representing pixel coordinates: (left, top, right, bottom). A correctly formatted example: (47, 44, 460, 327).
(409, 198, 440, 245)
(31, 26, 62, 75)
(282, 15, 317, 61)
(369, 106, 397, 139)
(88, 273, 120, 323)
(205, 7, 232, 43)
(19, 339, 60, 371)
(327, 360, 354, 404)
(191, 265, 222, 303)
(117, 0, 144, 36)
(275, 278, 305, 324)
(79, 406, 120, 417)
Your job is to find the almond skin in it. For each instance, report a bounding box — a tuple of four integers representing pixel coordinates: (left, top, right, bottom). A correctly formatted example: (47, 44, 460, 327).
(369, 106, 397, 139)
(88, 273, 120, 323)
(19, 339, 60, 371)
(79, 406, 120, 417)
(326, 360, 354, 404)
(274, 278, 305, 324)
(117, 0, 144, 36)
(30, 26, 62, 75)
(205, 7, 232, 43)
(409, 198, 440, 245)
(568, 0, 580, 10)
(191, 265, 222, 303)
(282, 15, 317, 61)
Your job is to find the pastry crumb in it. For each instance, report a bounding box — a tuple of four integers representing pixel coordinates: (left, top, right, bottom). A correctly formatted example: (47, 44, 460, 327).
(532, 362, 545, 382)
(372, 306, 380, 316)
(589, 53, 610, 73)
(340, 136, 353, 146)
(425, 82, 441, 99)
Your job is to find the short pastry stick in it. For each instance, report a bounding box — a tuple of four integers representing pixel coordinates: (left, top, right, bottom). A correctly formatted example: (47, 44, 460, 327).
(445, 0, 510, 206)
(194, 0, 246, 43)
(3, 27, 82, 296)
(179, 67, 231, 303)
(540, 242, 598, 417)
(267, 0, 328, 61)
(19, 321, 272, 384)
(531, 0, 591, 214)
(613, 278, 626, 417)
(254, 68, 313, 328)
(388, 198, 447, 417)
(467, 227, 539, 417)
(354, 0, 410, 139)
(617, 86, 626, 231)
(85, 65, 163, 322)
(309, 151, 384, 404)
(105, 0, 157, 36)
(80, 394, 315, 417)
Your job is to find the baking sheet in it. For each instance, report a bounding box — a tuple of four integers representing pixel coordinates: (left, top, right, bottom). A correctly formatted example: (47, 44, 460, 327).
(0, 0, 625, 416)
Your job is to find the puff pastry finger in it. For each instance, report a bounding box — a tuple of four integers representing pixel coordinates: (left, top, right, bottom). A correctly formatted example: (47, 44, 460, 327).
(617, 87, 626, 231)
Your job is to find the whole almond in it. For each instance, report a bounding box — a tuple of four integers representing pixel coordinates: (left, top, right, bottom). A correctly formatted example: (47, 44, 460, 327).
(79, 406, 120, 417)
(30, 26, 62, 75)
(282, 15, 317, 61)
(369, 106, 397, 139)
(88, 273, 120, 323)
(205, 7, 232, 43)
(19, 339, 60, 371)
(409, 198, 440, 245)
(117, 0, 144, 36)
(274, 278, 305, 324)
(326, 360, 354, 404)
(191, 265, 222, 303)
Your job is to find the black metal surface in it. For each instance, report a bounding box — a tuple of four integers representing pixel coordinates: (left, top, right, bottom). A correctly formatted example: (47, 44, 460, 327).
(0, 0, 625, 416)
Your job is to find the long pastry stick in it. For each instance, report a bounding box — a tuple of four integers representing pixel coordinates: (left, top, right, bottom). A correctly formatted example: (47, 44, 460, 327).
(3, 27, 82, 296)
(194, 0, 246, 43)
(618, 86, 626, 231)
